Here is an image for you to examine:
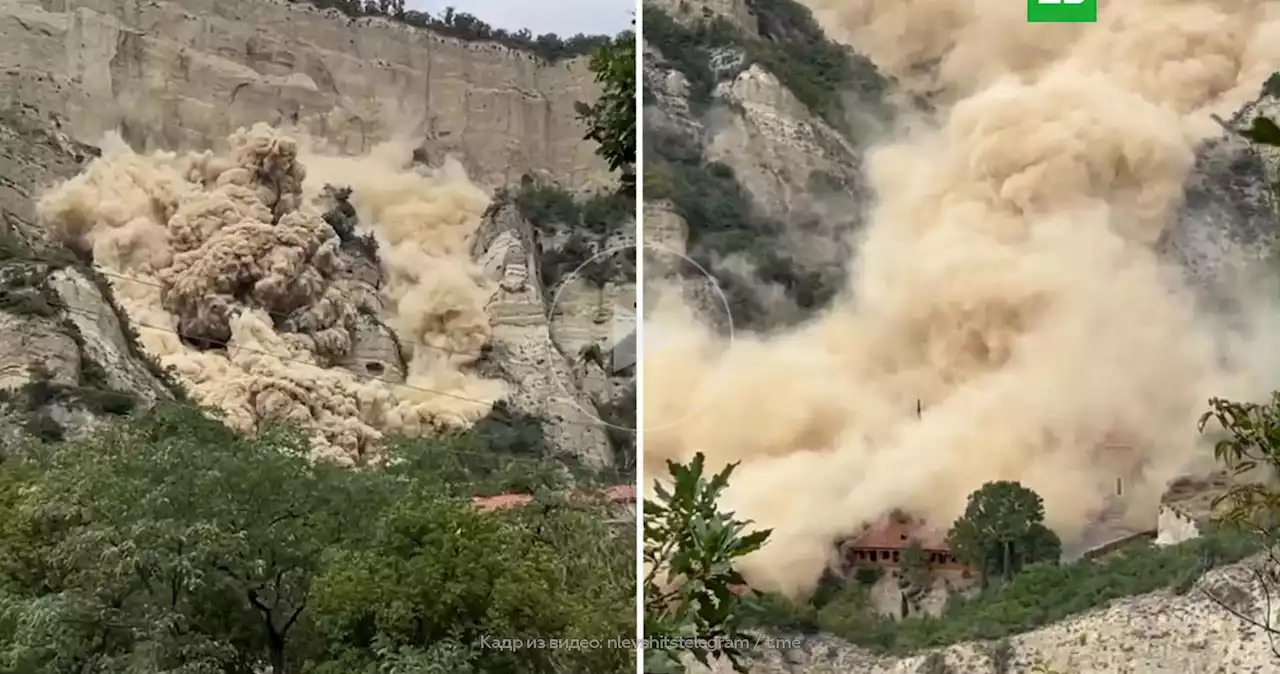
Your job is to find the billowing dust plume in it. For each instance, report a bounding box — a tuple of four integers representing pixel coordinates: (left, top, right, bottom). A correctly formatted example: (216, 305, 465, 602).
(37, 123, 504, 463)
(643, 0, 1280, 597)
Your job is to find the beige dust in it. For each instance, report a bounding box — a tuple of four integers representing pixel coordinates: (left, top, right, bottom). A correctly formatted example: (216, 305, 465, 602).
(643, 0, 1280, 597)
(38, 123, 505, 464)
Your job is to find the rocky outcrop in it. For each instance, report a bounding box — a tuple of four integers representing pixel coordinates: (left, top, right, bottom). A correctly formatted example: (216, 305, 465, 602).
(0, 102, 178, 442)
(0, 0, 628, 466)
(0, 0, 608, 190)
(643, 0, 896, 327)
(472, 203, 615, 469)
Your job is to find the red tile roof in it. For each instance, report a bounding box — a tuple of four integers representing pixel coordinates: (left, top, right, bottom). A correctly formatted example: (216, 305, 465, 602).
(846, 512, 951, 552)
(470, 484, 636, 512)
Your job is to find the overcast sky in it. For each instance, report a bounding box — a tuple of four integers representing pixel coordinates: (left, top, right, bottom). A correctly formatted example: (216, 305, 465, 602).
(407, 0, 633, 37)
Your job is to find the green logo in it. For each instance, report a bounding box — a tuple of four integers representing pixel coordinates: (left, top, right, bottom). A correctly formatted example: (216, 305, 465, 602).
(1027, 0, 1097, 23)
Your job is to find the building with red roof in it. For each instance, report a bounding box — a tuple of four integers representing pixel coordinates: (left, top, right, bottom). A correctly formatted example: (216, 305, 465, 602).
(839, 510, 971, 572)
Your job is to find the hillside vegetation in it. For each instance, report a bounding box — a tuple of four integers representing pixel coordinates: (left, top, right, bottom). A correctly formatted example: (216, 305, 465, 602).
(0, 405, 634, 674)
(748, 526, 1256, 654)
(642, 1, 892, 325)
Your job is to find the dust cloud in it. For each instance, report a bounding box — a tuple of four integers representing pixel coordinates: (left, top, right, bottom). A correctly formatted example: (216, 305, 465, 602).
(642, 0, 1280, 597)
(37, 123, 504, 464)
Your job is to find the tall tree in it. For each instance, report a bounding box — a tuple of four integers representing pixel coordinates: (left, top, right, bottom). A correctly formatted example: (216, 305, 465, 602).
(947, 480, 1059, 587)
(576, 25, 636, 183)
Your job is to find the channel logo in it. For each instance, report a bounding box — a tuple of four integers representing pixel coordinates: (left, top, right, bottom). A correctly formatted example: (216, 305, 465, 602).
(1028, 0, 1097, 23)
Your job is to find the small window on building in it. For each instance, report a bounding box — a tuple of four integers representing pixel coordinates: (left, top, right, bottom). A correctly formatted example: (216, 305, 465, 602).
(891, 551, 901, 563)
(366, 362, 385, 375)
(880, 550, 890, 561)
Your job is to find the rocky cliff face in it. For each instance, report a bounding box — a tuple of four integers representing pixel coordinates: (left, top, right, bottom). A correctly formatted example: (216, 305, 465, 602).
(0, 102, 177, 442)
(0, 1, 631, 472)
(2, 0, 608, 190)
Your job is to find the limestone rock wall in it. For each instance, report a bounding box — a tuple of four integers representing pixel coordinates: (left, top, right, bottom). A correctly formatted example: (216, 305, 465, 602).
(472, 203, 614, 469)
(0, 102, 176, 440)
(0, 0, 609, 190)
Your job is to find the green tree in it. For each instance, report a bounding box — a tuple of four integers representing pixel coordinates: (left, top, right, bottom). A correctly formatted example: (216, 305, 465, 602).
(946, 481, 1060, 587)
(577, 25, 636, 182)
(643, 454, 771, 673)
(308, 487, 633, 674)
(897, 540, 930, 618)
(0, 404, 385, 673)
(0, 405, 636, 674)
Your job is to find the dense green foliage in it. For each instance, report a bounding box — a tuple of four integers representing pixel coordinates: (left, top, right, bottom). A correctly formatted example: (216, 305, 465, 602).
(296, 0, 613, 61)
(577, 28, 637, 182)
(750, 525, 1256, 653)
(0, 406, 634, 673)
(947, 481, 1063, 587)
(644, 454, 771, 674)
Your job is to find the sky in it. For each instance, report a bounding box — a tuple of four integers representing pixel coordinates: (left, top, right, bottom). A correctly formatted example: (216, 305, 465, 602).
(407, 0, 633, 37)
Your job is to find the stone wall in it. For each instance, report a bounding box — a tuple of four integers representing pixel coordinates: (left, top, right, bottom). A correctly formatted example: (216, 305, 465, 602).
(0, 0, 609, 189)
